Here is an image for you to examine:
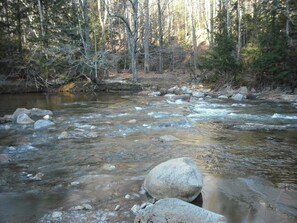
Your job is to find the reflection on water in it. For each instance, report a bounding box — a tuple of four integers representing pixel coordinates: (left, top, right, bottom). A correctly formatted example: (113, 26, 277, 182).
(0, 93, 296, 223)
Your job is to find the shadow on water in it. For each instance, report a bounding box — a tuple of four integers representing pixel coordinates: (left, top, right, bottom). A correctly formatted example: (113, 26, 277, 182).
(0, 92, 296, 223)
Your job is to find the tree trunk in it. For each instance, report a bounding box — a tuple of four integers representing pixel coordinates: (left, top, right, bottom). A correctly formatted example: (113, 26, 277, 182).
(144, 0, 150, 73)
(187, 0, 198, 69)
(209, 0, 214, 47)
(98, 0, 108, 51)
(79, 0, 91, 60)
(37, 0, 46, 48)
(237, 0, 242, 62)
(168, 2, 174, 71)
(286, 0, 291, 44)
(16, 0, 22, 57)
(157, 0, 163, 74)
(223, 0, 231, 36)
(131, 0, 138, 82)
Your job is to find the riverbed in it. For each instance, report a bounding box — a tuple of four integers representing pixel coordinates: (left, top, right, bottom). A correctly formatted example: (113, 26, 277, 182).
(0, 92, 296, 223)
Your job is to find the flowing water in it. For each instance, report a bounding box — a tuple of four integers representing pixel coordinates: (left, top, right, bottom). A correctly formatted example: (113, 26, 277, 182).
(0, 93, 296, 223)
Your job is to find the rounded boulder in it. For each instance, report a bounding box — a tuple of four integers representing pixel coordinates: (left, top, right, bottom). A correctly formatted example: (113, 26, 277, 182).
(143, 157, 203, 202)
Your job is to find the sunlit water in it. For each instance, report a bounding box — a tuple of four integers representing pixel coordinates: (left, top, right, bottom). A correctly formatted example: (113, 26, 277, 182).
(0, 93, 296, 223)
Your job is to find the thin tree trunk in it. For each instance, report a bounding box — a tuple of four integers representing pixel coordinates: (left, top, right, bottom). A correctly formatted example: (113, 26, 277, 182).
(286, 0, 291, 44)
(131, 0, 138, 82)
(37, 0, 46, 48)
(187, 0, 198, 69)
(98, 0, 108, 51)
(144, 0, 150, 73)
(157, 0, 163, 74)
(91, 0, 98, 80)
(210, 0, 214, 47)
(237, 0, 242, 62)
(168, 2, 174, 71)
(224, 0, 231, 36)
(16, 0, 22, 57)
(79, 0, 91, 60)
(109, 15, 116, 71)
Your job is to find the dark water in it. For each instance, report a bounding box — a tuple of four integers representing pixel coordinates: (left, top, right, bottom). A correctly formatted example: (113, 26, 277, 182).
(0, 93, 296, 223)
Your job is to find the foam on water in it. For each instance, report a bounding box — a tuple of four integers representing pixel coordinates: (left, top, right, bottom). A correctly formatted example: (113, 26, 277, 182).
(271, 113, 297, 120)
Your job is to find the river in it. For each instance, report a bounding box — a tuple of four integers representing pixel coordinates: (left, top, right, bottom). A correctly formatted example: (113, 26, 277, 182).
(0, 92, 296, 223)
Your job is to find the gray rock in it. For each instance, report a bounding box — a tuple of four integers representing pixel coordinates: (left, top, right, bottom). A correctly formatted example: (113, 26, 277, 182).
(159, 135, 180, 142)
(0, 115, 12, 124)
(159, 88, 168, 95)
(30, 108, 53, 117)
(34, 119, 55, 129)
(231, 93, 245, 101)
(143, 157, 203, 202)
(166, 94, 191, 102)
(192, 91, 205, 98)
(131, 204, 142, 215)
(218, 95, 229, 99)
(58, 131, 69, 139)
(12, 108, 30, 120)
(148, 91, 161, 96)
(51, 211, 62, 218)
(30, 172, 44, 181)
(134, 198, 226, 223)
(102, 163, 116, 171)
(181, 86, 193, 94)
(0, 154, 12, 164)
(85, 131, 99, 138)
(238, 86, 248, 95)
(16, 113, 35, 124)
(167, 86, 180, 94)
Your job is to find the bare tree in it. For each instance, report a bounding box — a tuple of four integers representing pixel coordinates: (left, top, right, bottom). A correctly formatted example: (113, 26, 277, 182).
(109, 0, 139, 81)
(144, 0, 150, 73)
(79, 0, 91, 60)
(37, 0, 46, 48)
(187, 0, 198, 69)
(157, 0, 164, 73)
(237, 0, 242, 61)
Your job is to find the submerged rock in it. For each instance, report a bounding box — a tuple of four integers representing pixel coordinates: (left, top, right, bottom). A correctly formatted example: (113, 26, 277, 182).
(158, 135, 180, 142)
(0, 154, 12, 164)
(58, 131, 69, 139)
(143, 157, 203, 202)
(34, 119, 55, 129)
(30, 108, 53, 117)
(134, 198, 226, 223)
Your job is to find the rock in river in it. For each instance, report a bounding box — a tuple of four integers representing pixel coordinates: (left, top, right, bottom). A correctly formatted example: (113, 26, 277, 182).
(134, 198, 226, 223)
(143, 157, 203, 202)
(16, 113, 34, 124)
(0, 154, 12, 164)
(34, 119, 55, 129)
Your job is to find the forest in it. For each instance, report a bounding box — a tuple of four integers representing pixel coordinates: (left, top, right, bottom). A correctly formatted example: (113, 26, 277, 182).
(0, 0, 296, 90)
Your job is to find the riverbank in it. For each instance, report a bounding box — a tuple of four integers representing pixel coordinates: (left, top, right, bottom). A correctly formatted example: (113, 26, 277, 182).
(0, 70, 296, 103)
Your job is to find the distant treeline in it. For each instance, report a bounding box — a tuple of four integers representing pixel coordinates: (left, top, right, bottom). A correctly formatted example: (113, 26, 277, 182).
(0, 0, 296, 90)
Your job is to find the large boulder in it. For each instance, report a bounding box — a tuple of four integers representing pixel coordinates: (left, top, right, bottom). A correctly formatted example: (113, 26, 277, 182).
(134, 198, 226, 223)
(143, 157, 203, 202)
